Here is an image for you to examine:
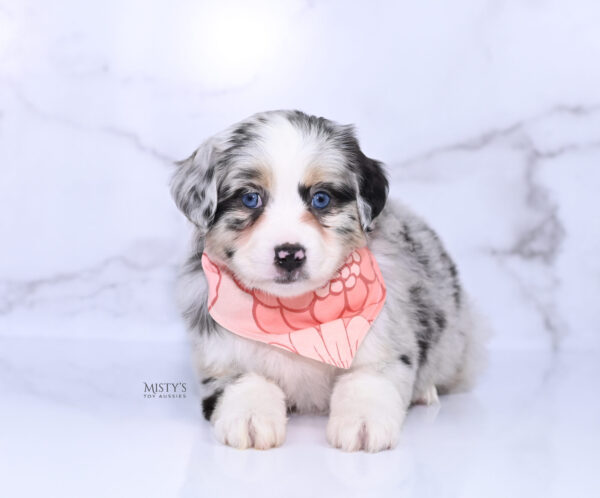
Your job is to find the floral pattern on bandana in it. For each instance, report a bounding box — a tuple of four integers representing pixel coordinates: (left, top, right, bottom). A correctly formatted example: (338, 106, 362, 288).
(202, 247, 386, 368)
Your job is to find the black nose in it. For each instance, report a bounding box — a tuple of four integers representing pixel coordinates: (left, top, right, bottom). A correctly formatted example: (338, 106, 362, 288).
(274, 244, 306, 272)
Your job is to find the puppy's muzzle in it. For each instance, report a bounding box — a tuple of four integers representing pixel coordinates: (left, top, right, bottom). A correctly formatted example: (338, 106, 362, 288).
(274, 243, 306, 273)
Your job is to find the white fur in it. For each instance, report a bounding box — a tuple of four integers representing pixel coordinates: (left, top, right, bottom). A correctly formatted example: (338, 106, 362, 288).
(327, 368, 411, 452)
(212, 373, 287, 450)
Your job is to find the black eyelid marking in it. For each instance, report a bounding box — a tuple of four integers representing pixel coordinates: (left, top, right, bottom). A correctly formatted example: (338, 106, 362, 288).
(298, 184, 311, 204)
(400, 354, 412, 367)
(238, 182, 264, 194)
(297, 182, 356, 207)
(211, 186, 268, 230)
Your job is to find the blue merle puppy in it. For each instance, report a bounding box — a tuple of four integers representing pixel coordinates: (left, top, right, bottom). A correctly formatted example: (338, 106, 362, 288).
(170, 110, 486, 452)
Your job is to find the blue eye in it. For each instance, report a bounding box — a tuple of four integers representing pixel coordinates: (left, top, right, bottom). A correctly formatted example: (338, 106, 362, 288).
(241, 192, 262, 209)
(311, 191, 331, 209)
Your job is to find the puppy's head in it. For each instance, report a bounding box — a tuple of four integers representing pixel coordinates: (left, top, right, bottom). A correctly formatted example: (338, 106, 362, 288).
(171, 110, 388, 297)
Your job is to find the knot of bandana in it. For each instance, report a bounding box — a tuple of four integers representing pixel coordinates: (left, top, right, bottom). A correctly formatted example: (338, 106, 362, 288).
(201, 247, 386, 368)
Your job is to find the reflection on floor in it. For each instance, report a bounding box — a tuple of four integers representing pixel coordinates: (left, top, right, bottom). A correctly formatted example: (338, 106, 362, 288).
(1, 338, 598, 498)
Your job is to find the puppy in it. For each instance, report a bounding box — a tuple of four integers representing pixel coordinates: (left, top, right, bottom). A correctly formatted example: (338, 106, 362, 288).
(171, 110, 485, 452)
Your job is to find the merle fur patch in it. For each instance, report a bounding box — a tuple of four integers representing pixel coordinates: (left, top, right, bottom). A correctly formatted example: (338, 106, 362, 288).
(202, 388, 224, 421)
(409, 285, 447, 365)
(399, 354, 413, 367)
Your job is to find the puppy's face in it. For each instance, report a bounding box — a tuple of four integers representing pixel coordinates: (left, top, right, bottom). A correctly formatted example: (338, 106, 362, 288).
(172, 111, 388, 297)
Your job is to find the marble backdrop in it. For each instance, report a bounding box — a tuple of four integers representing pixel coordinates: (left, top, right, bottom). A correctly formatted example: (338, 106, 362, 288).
(1, 0, 598, 351)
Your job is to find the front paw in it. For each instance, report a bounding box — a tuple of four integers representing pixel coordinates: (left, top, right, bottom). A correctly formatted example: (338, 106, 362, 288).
(327, 413, 401, 452)
(211, 373, 287, 450)
(214, 410, 286, 450)
(326, 371, 407, 452)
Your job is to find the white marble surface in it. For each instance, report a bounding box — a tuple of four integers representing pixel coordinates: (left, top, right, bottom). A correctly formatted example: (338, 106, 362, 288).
(1, 0, 599, 496)
(1, 342, 599, 498)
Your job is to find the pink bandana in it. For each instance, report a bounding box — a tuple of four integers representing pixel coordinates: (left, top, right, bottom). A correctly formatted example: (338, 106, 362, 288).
(201, 247, 386, 368)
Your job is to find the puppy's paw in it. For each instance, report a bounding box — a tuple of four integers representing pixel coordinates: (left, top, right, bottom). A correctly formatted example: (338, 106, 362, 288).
(211, 373, 287, 450)
(327, 371, 407, 452)
(327, 413, 401, 452)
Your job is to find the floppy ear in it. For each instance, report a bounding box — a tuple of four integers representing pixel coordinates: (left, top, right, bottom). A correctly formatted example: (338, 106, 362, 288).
(354, 148, 389, 231)
(170, 138, 220, 234)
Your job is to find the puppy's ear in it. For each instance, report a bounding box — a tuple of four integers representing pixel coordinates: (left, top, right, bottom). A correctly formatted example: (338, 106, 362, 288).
(354, 148, 389, 231)
(171, 138, 220, 234)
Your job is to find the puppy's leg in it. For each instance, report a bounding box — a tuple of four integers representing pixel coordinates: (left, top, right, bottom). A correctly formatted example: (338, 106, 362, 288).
(327, 364, 415, 452)
(204, 373, 287, 450)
